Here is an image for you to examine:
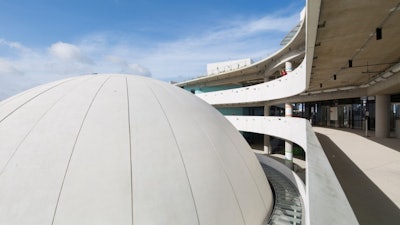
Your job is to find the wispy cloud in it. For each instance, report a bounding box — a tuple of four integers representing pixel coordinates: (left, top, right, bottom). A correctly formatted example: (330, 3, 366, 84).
(0, 39, 31, 53)
(0, 58, 24, 76)
(0, 10, 300, 100)
(201, 13, 299, 42)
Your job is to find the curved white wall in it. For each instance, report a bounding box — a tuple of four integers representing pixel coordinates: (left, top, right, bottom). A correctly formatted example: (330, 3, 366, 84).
(225, 116, 359, 225)
(197, 59, 306, 105)
(225, 116, 307, 148)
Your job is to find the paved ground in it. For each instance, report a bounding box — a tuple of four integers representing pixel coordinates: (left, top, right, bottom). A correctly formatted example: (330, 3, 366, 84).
(313, 127, 400, 225)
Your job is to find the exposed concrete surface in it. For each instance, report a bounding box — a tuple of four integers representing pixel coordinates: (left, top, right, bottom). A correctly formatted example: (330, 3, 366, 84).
(230, 116, 359, 224)
(314, 127, 400, 225)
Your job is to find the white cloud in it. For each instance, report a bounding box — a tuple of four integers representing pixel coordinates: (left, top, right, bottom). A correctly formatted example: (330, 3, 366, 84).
(49, 42, 93, 64)
(105, 55, 151, 77)
(0, 10, 301, 100)
(125, 63, 151, 77)
(0, 59, 23, 76)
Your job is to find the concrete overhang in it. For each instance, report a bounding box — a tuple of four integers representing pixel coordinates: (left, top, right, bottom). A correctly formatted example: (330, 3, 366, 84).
(177, 0, 400, 107)
(176, 17, 306, 87)
(308, 0, 400, 95)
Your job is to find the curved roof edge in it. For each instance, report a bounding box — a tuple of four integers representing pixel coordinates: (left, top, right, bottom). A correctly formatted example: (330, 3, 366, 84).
(176, 8, 306, 87)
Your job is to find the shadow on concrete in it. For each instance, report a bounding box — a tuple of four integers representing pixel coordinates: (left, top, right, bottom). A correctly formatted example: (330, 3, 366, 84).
(364, 136, 400, 153)
(330, 127, 400, 153)
(316, 132, 400, 225)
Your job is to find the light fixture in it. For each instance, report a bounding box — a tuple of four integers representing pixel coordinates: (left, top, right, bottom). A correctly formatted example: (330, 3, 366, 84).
(323, 88, 338, 93)
(318, 21, 326, 28)
(391, 63, 400, 73)
(382, 71, 393, 78)
(310, 90, 322, 94)
(376, 27, 382, 40)
(339, 86, 356, 91)
(359, 84, 370, 88)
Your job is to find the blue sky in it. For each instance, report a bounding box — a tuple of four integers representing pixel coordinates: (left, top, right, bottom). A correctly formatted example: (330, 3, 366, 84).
(0, 0, 304, 99)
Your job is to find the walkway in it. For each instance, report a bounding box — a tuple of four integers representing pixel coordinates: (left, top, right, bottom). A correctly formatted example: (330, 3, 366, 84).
(313, 127, 400, 225)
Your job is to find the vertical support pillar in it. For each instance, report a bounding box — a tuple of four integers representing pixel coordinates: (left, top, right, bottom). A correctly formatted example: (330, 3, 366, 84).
(263, 135, 271, 154)
(333, 100, 339, 128)
(263, 90, 271, 154)
(395, 119, 400, 139)
(285, 103, 293, 170)
(285, 61, 293, 73)
(375, 95, 390, 138)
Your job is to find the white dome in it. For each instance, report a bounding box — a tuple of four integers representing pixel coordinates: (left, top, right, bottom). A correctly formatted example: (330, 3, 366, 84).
(0, 74, 273, 225)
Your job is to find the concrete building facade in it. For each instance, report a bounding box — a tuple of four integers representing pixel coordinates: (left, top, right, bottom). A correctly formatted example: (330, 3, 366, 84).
(177, 0, 400, 224)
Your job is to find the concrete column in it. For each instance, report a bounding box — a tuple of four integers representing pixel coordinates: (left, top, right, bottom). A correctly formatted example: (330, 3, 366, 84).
(285, 141, 293, 169)
(285, 61, 293, 73)
(396, 119, 400, 138)
(264, 104, 271, 154)
(285, 103, 293, 117)
(264, 134, 271, 154)
(375, 95, 390, 138)
(334, 106, 339, 128)
(285, 103, 293, 170)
